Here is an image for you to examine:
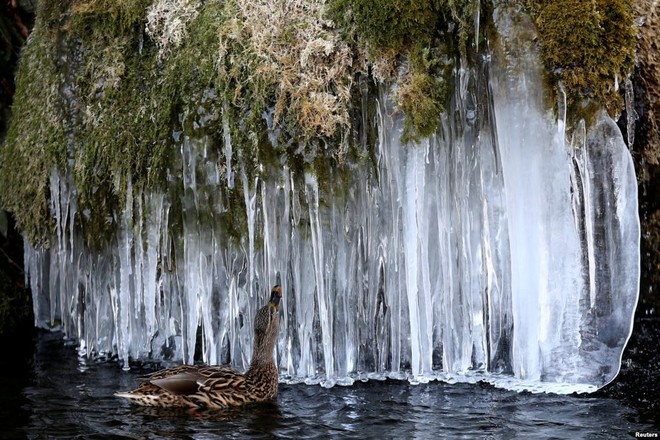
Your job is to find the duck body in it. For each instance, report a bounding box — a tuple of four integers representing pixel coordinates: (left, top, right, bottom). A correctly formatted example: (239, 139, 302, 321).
(114, 285, 282, 409)
(114, 363, 278, 408)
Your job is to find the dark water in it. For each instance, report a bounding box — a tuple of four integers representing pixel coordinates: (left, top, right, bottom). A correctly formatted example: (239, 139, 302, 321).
(1, 332, 657, 439)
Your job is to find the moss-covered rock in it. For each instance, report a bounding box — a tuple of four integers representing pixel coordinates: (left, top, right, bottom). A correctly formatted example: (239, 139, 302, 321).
(0, 0, 642, 247)
(525, 0, 637, 122)
(0, 18, 65, 245)
(328, 0, 443, 52)
(328, 0, 480, 142)
(68, 0, 153, 36)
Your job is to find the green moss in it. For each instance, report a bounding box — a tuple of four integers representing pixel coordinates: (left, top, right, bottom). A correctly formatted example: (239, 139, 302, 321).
(326, 0, 479, 57)
(36, 2, 71, 32)
(67, 0, 152, 36)
(328, 0, 477, 142)
(68, 41, 167, 241)
(398, 43, 453, 143)
(525, 0, 636, 121)
(445, 0, 481, 57)
(398, 72, 444, 143)
(1, 0, 184, 244)
(0, 19, 66, 245)
(328, 0, 443, 53)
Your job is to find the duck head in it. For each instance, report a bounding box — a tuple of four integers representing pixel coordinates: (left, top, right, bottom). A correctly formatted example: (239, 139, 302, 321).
(251, 285, 282, 365)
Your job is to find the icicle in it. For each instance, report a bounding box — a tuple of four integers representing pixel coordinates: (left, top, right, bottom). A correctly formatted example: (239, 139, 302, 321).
(614, 73, 619, 92)
(222, 102, 234, 189)
(557, 82, 567, 149)
(117, 177, 134, 368)
(624, 78, 637, 148)
(305, 172, 335, 387)
(473, 0, 481, 52)
(241, 163, 258, 301)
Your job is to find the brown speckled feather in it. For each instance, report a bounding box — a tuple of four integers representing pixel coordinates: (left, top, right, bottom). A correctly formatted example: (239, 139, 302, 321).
(115, 285, 283, 409)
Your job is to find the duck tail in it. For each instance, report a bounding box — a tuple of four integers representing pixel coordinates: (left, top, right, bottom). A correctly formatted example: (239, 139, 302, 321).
(114, 390, 193, 407)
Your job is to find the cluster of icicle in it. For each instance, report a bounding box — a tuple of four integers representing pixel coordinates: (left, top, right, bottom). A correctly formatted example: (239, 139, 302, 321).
(24, 4, 639, 394)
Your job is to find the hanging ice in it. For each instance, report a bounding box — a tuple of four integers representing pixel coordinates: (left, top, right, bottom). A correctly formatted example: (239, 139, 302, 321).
(23, 5, 639, 394)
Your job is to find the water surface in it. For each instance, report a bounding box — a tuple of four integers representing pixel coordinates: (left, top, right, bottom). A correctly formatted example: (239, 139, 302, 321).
(1, 331, 655, 439)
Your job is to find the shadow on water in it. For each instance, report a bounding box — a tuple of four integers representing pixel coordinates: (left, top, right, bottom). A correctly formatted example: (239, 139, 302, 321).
(0, 330, 658, 439)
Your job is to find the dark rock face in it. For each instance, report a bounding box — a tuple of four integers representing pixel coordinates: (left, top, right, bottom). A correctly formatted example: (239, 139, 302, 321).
(594, 317, 660, 426)
(0, 212, 33, 341)
(0, 0, 34, 138)
(634, 1, 659, 146)
(630, 0, 660, 314)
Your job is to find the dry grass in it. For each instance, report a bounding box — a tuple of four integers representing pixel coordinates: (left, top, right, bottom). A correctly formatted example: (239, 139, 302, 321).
(146, 0, 201, 59)
(219, 0, 354, 140)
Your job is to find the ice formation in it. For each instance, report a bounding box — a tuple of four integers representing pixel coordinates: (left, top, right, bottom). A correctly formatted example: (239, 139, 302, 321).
(23, 5, 639, 394)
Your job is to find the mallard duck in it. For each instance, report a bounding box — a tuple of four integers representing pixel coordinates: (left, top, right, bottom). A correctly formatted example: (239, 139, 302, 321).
(114, 285, 282, 409)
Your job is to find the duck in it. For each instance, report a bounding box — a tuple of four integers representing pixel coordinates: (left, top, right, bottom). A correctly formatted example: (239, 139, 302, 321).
(114, 285, 282, 409)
